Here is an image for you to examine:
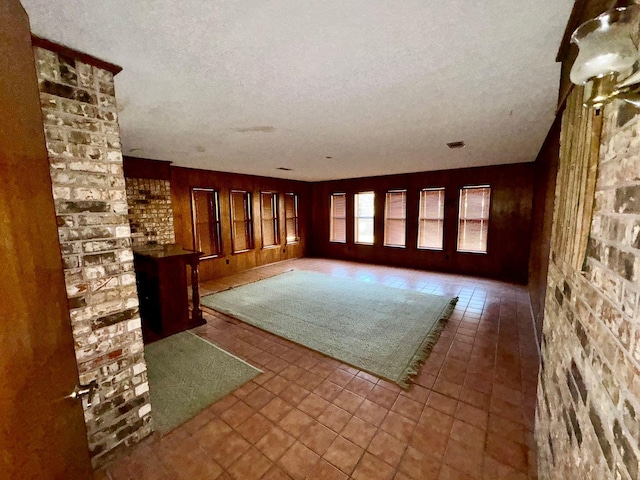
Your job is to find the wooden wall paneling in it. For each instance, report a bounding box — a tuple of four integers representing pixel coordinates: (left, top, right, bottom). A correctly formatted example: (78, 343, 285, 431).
(528, 115, 561, 345)
(166, 165, 310, 281)
(309, 163, 534, 283)
(123, 156, 172, 180)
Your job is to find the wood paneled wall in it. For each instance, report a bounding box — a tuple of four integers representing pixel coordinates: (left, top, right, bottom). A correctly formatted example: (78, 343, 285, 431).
(169, 166, 310, 281)
(309, 163, 534, 283)
(528, 115, 561, 345)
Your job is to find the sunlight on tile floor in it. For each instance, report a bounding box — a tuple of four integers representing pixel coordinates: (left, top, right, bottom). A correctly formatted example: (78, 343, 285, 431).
(96, 258, 539, 480)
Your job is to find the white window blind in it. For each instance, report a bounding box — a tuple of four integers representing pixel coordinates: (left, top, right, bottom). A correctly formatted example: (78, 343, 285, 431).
(457, 186, 490, 253)
(354, 192, 375, 245)
(418, 188, 445, 250)
(191, 188, 222, 257)
(285, 193, 299, 244)
(260, 192, 279, 247)
(231, 190, 253, 252)
(384, 190, 406, 247)
(330, 193, 347, 243)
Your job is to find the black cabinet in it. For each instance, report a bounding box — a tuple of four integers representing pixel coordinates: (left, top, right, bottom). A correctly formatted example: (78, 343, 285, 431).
(133, 244, 204, 342)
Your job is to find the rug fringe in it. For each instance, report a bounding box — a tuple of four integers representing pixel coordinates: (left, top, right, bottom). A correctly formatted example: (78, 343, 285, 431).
(398, 296, 459, 390)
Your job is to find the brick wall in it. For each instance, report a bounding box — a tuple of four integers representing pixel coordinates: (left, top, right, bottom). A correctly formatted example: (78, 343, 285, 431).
(125, 177, 175, 246)
(536, 95, 640, 479)
(33, 46, 152, 467)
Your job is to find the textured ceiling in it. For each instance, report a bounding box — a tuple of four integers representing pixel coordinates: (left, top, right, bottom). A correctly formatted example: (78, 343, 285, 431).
(22, 1, 574, 181)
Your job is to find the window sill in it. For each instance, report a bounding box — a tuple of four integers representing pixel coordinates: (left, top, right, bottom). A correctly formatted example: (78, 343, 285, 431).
(262, 245, 280, 250)
(329, 240, 347, 244)
(232, 249, 253, 255)
(417, 247, 444, 252)
(200, 254, 223, 260)
(457, 249, 488, 255)
(383, 244, 406, 249)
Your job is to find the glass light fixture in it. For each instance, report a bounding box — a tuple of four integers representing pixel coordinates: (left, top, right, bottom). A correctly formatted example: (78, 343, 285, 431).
(570, 5, 640, 108)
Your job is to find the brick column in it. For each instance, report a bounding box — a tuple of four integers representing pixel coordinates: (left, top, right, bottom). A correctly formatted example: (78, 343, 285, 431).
(536, 97, 640, 479)
(33, 45, 152, 467)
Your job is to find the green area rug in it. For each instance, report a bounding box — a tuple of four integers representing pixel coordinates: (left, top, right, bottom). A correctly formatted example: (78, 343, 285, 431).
(201, 270, 457, 388)
(145, 331, 261, 434)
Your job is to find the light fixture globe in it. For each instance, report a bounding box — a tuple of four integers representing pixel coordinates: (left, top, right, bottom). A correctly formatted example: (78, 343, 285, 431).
(570, 5, 640, 85)
(569, 5, 640, 108)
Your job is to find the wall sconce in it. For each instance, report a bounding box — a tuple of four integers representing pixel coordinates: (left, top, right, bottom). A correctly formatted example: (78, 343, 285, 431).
(570, 5, 640, 108)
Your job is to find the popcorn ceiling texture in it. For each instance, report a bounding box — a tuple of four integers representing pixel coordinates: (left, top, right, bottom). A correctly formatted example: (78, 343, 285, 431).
(33, 46, 152, 468)
(125, 177, 175, 247)
(536, 94, 640, 479)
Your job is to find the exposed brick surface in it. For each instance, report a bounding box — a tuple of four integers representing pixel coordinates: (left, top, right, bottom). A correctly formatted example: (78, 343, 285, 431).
(34, 46, 152, 468)
(125, 177, 175, 246)
(537, 99, 640, 480)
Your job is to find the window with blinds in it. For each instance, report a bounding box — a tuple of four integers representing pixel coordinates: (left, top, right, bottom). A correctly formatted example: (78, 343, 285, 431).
(418, 188, 445, 250)
(354, 191, 375, 245)
(285, 193, 299, 244)
(191, 188, 222, 258)
(230, 190, 254, 252)
(330, 193, 347, 243)
(457, 186, 490, 253)
(384, 190, 406, 247)
(260, 192, 279, 247)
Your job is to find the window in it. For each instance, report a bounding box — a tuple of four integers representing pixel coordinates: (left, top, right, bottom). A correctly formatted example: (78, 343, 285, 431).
(260, 192, 279, 247)
(384, 190, 406, 247)
(285, 193, 299, 244)
(418, 188, 445, 250)
(191, 188, 222, 258)
(230, 190, 254, 252)
(330, 193, 347, 243)
(457, 186, 491, 253)
(354, 191, 375, 245)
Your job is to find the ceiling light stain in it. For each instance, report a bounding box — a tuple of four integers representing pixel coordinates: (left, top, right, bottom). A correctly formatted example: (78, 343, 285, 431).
(277, 167, 292, 171)
(447, 141, 466, 149)
(325, 156, 333, 159)
(234, 126, 276, 133)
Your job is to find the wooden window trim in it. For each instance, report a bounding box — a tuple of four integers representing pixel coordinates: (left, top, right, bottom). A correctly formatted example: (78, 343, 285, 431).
(354, 191, 375, 245)
(384, 190, 407, 248)
(260, 191, 279, 248)
(191, 187, 222, 259)
(457, 185, 491, 254)
(230, 190, 254, 254)
(285, 192, 300, 244)
(330, 193, 347, 243)
(418, 187, 445, 251)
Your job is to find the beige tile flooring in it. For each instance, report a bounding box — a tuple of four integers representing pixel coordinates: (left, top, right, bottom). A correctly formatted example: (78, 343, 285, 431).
(96, 258, 540, 480)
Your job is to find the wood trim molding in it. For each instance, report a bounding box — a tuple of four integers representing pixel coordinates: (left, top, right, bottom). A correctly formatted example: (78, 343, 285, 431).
(31, 35, 122, 75)
(123, 156, 173, 180)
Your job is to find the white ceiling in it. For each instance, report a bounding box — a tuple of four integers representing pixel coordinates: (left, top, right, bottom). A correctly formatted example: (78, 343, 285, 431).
(22, 1, 574, 182)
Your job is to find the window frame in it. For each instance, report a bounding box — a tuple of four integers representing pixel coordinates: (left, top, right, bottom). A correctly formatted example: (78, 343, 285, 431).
(354, 191, 375, 246)
(284, 192, 300, 244)
(260, 191, 280, 249)
(417, 187, 445, 251)
(230, 190, 254, 253)
(456, 185, 491, 254)
(190, 187, 223, 259)
(383, 189, 407, 248)
(329, 192, 347, 244)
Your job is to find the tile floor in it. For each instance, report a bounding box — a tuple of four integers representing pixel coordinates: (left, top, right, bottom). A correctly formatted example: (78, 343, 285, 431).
(96, 258, 540, 480)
